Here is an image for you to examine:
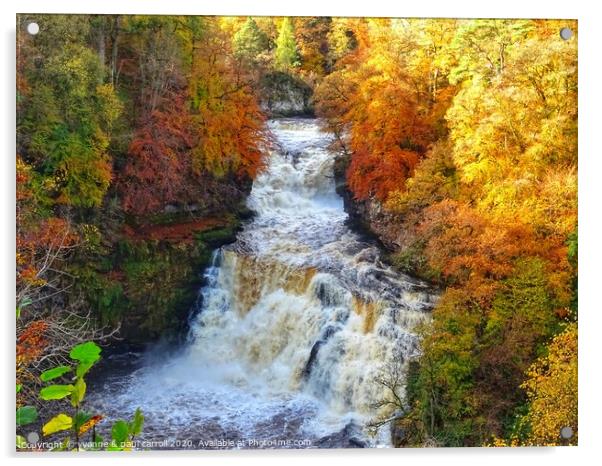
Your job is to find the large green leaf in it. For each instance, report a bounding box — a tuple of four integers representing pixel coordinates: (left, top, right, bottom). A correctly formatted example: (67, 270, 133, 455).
(69, 342, 101, 364)
(39, 384, 74, 400)
(129, 408, 144, 436)
(43, 413, 73, 436)
(111, 420, 129, 444)
(40, 365, 72, 382)
(16, 406, 38, 426)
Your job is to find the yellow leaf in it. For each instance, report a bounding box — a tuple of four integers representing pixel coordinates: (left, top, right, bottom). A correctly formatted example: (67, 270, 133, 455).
(43, 413, 73, 436)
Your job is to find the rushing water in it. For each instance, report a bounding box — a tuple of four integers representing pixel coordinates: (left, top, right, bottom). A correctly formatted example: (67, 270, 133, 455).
(88, 118, 436, 449)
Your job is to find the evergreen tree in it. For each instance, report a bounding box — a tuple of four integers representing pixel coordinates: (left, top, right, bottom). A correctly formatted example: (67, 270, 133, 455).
(232, 17, 269, 62)
(275, 18, 300, 70)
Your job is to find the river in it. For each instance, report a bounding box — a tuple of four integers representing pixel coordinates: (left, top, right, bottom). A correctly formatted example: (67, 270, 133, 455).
(87, 118, 436, 449)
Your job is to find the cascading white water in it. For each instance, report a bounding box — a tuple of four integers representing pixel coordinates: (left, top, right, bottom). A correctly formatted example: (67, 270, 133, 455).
(88, 118, 435, 449)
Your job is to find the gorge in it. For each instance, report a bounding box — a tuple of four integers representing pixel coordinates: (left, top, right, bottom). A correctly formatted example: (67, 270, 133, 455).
(86, 118, 436, 448)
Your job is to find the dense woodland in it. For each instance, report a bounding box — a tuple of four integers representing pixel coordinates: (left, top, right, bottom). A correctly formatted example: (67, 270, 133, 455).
(17, 15, 577, 448)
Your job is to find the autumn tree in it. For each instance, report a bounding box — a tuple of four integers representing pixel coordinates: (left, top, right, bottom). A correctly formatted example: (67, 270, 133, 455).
(445, 19, 577, 236)
(188, 19, 267, 179)
(316, 19, 454, 202)
(18, 17, 121, 208)
(295, 17, 331, 75)
(326, 18, 358, 66)
(120, 92, 197, 216)
(520, 324, 578, 445)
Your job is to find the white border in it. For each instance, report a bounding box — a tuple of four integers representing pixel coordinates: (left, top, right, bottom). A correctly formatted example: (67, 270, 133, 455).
(2, 1, 601, 465)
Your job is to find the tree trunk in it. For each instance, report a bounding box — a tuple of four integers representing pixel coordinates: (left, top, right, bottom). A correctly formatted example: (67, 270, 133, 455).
(110, 16, 121, 87)
(97, 19, 106, 84)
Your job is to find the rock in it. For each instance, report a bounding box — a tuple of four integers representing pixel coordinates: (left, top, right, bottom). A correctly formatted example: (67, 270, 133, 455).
(315, 422, 368, 448)
(302, 325, 340, 379)
(260, 72, 313, 116)
(333, 150, 408, 252)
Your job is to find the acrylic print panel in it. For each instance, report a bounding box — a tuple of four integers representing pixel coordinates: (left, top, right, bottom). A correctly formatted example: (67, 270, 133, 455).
(15, 14, 578, 451)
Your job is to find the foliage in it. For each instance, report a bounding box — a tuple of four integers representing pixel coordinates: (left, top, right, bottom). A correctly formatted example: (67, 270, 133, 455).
(233, 17, 269, 63)
(385, 141, 458, 215)
(16, 383, 38, 448)
(17, 406, 38, 426)
(23, 341, 145, 451)
(316, 19, 456, 202)
(188, 20, 268, 180)
(295, 17, 332, 75)
(119, 91, 197, 216)
(19, 41, 120, 208)
(519, 323, 578, 445)
(316, 18, 578, 446)
(275, 18, 300, 70)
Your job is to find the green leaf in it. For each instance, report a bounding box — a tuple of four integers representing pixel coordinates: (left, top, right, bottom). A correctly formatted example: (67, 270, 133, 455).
(40, 365, 72, 382)
(16, 384, 22, 393)
(106, 441, 123, 451)
(76, 360, 95, 378)
(73, 410, 92, 430)
(16, 406, 38, 426)
(129, 408, 144, 436)
(70, 377, 86, 407)
(16, 435, 27, 449)
(43, 413, 73, 436)
(69, 342, 101, 364)
(40, 384, 74, 400)
(111, 420, 129, 444)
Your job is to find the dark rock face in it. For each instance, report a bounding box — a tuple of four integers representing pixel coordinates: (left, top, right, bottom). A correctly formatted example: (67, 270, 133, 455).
(259, 72, 313, 117)
(116, 213, 248, 345)
(333, 150, 406, 252)
(314, 422, 368, 448)
(302, 325, 340, 379)
(348, 198, 408, 251)
(116, 243, 208, 344)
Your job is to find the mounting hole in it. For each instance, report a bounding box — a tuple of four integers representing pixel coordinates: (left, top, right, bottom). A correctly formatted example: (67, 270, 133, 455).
(560, 27, 573, 41)
(560, 426, 574, 439)
(26, 22, 39, 35)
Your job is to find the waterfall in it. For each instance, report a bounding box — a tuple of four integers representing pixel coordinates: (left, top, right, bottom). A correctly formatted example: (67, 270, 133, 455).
(88, 118, 436, 449)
